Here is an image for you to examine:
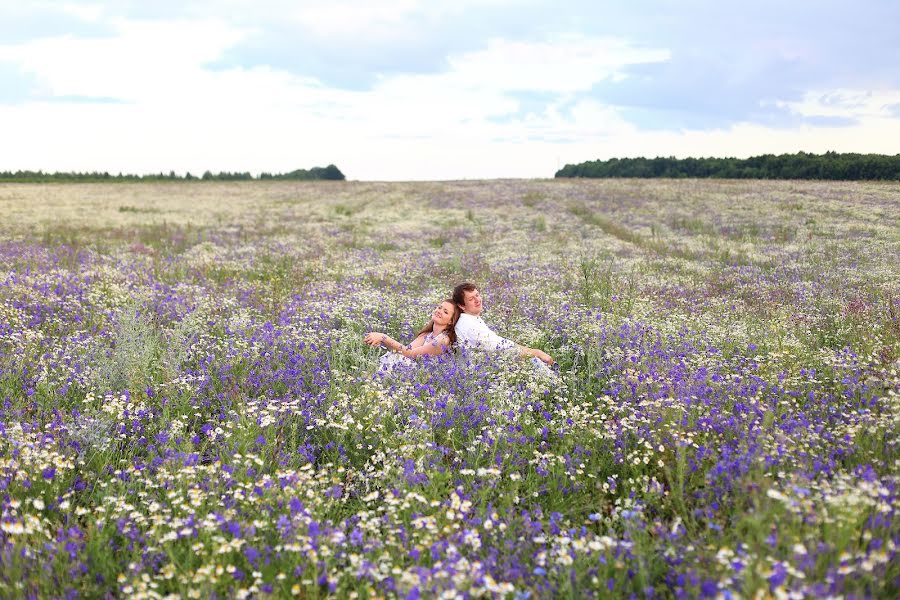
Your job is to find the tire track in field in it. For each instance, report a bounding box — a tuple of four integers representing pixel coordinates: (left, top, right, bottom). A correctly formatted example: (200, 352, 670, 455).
(568, 203, 701, 261)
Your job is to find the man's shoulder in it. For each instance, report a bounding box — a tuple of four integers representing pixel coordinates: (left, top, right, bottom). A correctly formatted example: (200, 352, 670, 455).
(455, 313, 477, 328)
(456, 313, 498, 336)
(455, 313, 483, 339)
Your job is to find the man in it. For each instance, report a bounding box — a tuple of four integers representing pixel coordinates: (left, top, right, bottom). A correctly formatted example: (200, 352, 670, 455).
(452, 282, 555, 367)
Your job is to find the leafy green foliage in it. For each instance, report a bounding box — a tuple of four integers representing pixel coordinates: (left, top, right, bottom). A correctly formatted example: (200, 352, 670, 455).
(556, 151, 900, 180)
(0, 164, 346, 182)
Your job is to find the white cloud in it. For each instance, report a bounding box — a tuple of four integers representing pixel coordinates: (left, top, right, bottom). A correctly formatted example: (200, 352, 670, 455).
(0, 18, 247, 102)
(286, 0, 518, 39)
(58, 2, 107, 22)
(288, 0, 423, 38)
(0, 22, 661, 151)
(6, 91, 898, 181)
(778, 89, 900, 120)
(338, 34, 668, 141)
(445, 36, 669, 94)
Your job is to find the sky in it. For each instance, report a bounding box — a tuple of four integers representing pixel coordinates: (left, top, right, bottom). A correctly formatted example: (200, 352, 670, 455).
(1, 1, 899, 181)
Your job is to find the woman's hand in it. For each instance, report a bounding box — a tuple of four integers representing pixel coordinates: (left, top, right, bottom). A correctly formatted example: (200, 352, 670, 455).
(364, 332, 388, 347)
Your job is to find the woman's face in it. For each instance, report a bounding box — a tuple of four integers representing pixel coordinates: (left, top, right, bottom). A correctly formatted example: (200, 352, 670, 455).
(432, 301, 456, 327)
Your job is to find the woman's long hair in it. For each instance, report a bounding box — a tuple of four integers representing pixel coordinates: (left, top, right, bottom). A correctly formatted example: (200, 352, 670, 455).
(415, 299, 459, 347)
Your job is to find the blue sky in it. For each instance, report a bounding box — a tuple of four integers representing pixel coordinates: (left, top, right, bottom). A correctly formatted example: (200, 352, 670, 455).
(1, 1, 898, 180)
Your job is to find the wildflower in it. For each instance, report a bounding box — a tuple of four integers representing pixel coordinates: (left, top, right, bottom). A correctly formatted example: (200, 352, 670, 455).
(1, 521, 24, 535)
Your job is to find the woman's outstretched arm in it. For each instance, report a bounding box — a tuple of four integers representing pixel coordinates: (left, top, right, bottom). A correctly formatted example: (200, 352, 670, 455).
(364, 332, 448, 358)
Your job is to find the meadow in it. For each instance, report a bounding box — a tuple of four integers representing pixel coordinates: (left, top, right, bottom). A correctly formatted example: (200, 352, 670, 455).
(0, 178, 897, 599)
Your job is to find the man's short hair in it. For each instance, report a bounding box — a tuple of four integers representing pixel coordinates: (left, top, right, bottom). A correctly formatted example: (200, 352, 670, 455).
(452, 282, 477, 309)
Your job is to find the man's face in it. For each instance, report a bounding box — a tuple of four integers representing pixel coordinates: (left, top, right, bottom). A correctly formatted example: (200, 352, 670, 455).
(460, 288, 483, 315)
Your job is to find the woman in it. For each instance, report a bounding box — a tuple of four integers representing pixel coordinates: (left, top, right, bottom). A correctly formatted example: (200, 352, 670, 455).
(364, 299, 458, 370)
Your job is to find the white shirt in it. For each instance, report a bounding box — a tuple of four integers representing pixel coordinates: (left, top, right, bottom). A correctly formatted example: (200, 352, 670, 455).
(454, 313, 516, 352)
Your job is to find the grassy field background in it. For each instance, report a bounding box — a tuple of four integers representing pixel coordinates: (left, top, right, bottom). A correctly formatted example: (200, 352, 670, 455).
(0, 179, 897, 598)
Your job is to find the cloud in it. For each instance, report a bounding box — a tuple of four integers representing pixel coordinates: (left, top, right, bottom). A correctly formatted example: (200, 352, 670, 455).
(443, 36, 668, 94)
(0, 17, 247, 103)
(287, 0, 429, 38)
(554, 1, 900, 131)
(205, 0, 539, 90)
(0, 2, 113, 44)
(0, 61, 40, 104)
(1, 1, 900, 179)
(779, 89, 900, 120)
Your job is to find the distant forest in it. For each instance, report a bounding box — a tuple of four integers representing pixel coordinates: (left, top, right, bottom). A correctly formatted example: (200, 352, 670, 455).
(555, 152, 900, 180)
(0, 164, 346, 183)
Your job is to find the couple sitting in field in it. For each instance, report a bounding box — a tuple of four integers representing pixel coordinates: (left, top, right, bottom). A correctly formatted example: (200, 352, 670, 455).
(364, 282, 555, 371)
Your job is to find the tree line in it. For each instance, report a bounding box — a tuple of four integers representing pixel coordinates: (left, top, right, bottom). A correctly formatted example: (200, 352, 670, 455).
(0, 164, 345, 183)
(555, 152, 900, 180)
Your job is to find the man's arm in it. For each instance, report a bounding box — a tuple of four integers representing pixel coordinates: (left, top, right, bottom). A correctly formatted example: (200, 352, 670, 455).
(518, 345, 554, 365)
(460, 315, 552, 364)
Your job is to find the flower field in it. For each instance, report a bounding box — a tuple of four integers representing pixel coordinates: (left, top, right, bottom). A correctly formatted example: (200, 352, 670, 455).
(0, 178, 898, 598)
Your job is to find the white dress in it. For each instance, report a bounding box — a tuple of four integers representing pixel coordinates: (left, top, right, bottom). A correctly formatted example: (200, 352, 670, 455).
(378, 351, 414, 372)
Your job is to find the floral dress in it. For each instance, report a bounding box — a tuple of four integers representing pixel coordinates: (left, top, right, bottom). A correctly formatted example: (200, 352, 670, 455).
(377, 331, 448, 373)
